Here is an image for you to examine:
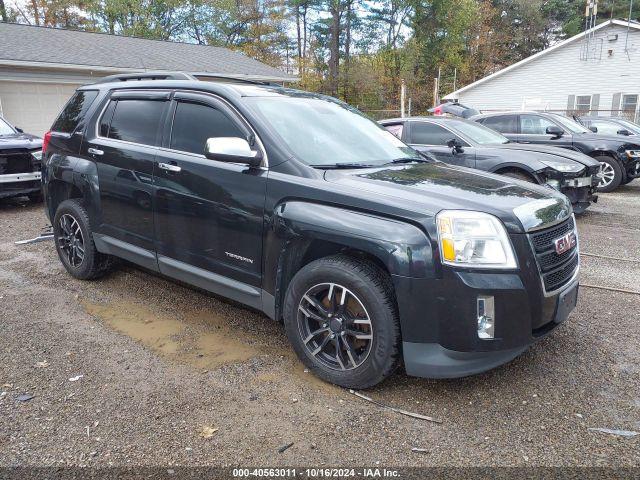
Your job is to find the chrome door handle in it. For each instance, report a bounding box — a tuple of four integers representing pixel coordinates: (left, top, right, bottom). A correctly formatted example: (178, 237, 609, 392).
(158, 162, 182, 173)
(88, 147, 104, 156)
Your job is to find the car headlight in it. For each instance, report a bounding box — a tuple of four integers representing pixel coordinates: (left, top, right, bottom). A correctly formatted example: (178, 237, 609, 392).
(539, 160, 584, 173)
(436, 210, 517, 269)
(31, 150, 43, 161)
(625, 149, 640, 159)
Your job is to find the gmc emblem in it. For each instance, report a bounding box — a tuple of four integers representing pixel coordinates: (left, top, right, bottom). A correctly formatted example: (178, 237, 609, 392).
(554, 231, 577, 255)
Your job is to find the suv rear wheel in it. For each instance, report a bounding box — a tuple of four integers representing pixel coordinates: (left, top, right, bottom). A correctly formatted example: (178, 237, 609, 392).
(283, 255, 400, 388)
(595, 155, 623, 192)
(53, 199, 115, 280)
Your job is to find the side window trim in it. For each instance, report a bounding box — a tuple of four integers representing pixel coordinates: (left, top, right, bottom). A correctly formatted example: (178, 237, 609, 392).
(95, 90, 171, 148)
(158, 90, 268, 168)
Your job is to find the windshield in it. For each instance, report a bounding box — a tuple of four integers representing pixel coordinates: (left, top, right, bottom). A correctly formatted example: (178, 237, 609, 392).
(0, 117, 15, 136)
(549, 114, 591, 134)
(450, 120, 509, 145)
(246, 95, 422, 167)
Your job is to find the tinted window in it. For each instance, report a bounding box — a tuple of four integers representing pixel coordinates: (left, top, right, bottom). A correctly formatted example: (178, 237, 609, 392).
(51, 90, 99, 133)
(170, 101, 244, 155)
(99, 101, 116, 137)
(410, 122, 458, 145)
(480, 115, 517, 134)
(520, 115, 559, 135)
(0, 117, 15, 136)
(107, 99, 166, 146)
(384, 123, 404, 139)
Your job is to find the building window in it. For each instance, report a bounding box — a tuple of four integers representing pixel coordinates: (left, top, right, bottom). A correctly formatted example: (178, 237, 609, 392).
(621, 94, 638, 122)
(575, 95, 592, 115)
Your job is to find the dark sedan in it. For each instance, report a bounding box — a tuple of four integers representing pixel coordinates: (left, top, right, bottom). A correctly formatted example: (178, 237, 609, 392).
(380, 116, 600, 213)
(472, 111, 640, 192)
(0, 116, 43, 202)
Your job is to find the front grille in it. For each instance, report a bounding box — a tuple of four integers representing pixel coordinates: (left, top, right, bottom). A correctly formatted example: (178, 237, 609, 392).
(529, 217, 578, 292)
(531, 216, 575, 252)
(0, 152, 37, 175)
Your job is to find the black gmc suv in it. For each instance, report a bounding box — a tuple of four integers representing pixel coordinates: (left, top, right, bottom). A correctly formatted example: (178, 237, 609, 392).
(42, 73, 580, 388)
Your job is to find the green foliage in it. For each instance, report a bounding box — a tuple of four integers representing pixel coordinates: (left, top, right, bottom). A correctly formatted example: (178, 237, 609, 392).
(3, 0, 636, 115)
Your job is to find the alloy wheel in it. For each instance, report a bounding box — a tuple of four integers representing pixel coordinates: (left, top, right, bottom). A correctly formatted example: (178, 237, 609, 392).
(598, 161, 615, 188)
(58, 213, 85, 267)
(297, 283, 373, 371)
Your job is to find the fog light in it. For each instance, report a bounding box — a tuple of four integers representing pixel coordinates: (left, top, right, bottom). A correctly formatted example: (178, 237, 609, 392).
(477, 295, 495, 339)
(546, 179, 561, 190)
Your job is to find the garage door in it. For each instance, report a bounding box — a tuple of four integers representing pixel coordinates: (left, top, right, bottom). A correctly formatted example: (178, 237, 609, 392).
(0, 82, 80, 137)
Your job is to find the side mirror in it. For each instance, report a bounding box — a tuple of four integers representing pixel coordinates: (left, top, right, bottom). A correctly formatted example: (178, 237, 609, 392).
(205, 137, 262, 167)
(15, 127, 24, 133)
(447, 138, 464, 153)
(589, 126, 598, 133)
(546, 125, 564, 138)
(617, 129, 632, 136)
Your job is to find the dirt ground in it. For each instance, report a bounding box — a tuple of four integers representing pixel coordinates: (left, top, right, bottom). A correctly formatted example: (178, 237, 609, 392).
(1, 184, 639, 468)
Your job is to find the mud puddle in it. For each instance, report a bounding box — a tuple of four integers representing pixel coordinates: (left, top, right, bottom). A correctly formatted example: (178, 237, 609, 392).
(82, 300, 260, 367)
(82, 299, 341, 394)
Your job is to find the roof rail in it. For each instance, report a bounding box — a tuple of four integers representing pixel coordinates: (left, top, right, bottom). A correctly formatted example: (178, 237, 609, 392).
(94, 72, 197, 84)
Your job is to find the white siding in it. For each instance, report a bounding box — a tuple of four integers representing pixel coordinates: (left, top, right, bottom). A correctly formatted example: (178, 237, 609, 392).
(450, 23, 640, 117)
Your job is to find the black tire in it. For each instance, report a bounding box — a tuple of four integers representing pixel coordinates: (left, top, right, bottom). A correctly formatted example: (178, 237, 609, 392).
(283, 254, 400, 389)
(500, 170, 536, 183)
(595, 155, 623, 192)
(53, 199, 115, 280)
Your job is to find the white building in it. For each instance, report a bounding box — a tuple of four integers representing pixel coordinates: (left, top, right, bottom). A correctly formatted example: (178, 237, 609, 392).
(0, 23, 294, 135)
(444, 19, 640, 121)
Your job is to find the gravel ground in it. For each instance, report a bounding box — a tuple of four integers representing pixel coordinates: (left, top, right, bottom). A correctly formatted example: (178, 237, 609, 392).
(0, 185, 639, 468)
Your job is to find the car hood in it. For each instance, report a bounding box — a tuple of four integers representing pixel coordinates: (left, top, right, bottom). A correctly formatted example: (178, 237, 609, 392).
(0, 133, 43, 150)
(575, 132, 640, 148)
(324, 162, 571, 233)
(491, 143, 600, 168)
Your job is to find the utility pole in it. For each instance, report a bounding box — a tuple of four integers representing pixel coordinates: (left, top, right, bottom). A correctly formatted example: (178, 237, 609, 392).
(400, 79, 406, 118)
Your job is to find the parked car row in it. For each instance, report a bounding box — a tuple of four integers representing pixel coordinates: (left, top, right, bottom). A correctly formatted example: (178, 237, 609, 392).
(381, 117, 600, 213)
(41, 73, 581, 387)
(472, 111, 640, 192)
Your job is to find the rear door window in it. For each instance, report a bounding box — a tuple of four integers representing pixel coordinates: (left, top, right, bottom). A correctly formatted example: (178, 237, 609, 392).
(480, 115, 518, 134)
(51, 90, 99, 134)
(170, 101, 244, 155)
(106, 99, 166, 146)
(410, 122, 459, 145)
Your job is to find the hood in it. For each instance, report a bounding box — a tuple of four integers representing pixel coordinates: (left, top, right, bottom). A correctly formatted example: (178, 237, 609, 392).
(324, 162, 571, 233)
(0, 133, 43, 150)
(575, 132, 640, 148)
(492, 143, 600, 168)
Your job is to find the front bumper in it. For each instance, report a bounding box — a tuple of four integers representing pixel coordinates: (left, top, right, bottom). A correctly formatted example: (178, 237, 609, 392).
(393, 227, 579, 379)
(0, 172, 42, 199)
(541, 170, 598, 214)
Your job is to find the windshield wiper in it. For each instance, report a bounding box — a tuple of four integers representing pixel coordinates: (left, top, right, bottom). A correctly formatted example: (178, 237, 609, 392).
(387, 157, 431, 164)
(309, 163, 377, 169)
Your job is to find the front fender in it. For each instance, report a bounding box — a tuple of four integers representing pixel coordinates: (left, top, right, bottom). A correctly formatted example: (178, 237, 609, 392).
(273, 201, 434, 278)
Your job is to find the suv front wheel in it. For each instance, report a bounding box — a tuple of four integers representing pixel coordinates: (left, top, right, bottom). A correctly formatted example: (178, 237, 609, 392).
(283, 255, 400, 388)
(53, 199, 115, 280)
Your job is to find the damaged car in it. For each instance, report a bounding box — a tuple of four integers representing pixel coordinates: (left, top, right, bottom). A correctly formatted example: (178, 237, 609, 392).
(381, 116, 600, 213)
(0, 116, 43, 202)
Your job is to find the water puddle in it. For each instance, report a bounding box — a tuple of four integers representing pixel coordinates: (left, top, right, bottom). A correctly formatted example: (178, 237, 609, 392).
(82, 299, 341, 393)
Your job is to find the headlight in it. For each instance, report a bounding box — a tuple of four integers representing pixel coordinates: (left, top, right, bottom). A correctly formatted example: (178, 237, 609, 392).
(625, 149, 640, 158)
(436, 210, 517, 269)
(31, 150, 43, 161)
(539, 160, 584, 173)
